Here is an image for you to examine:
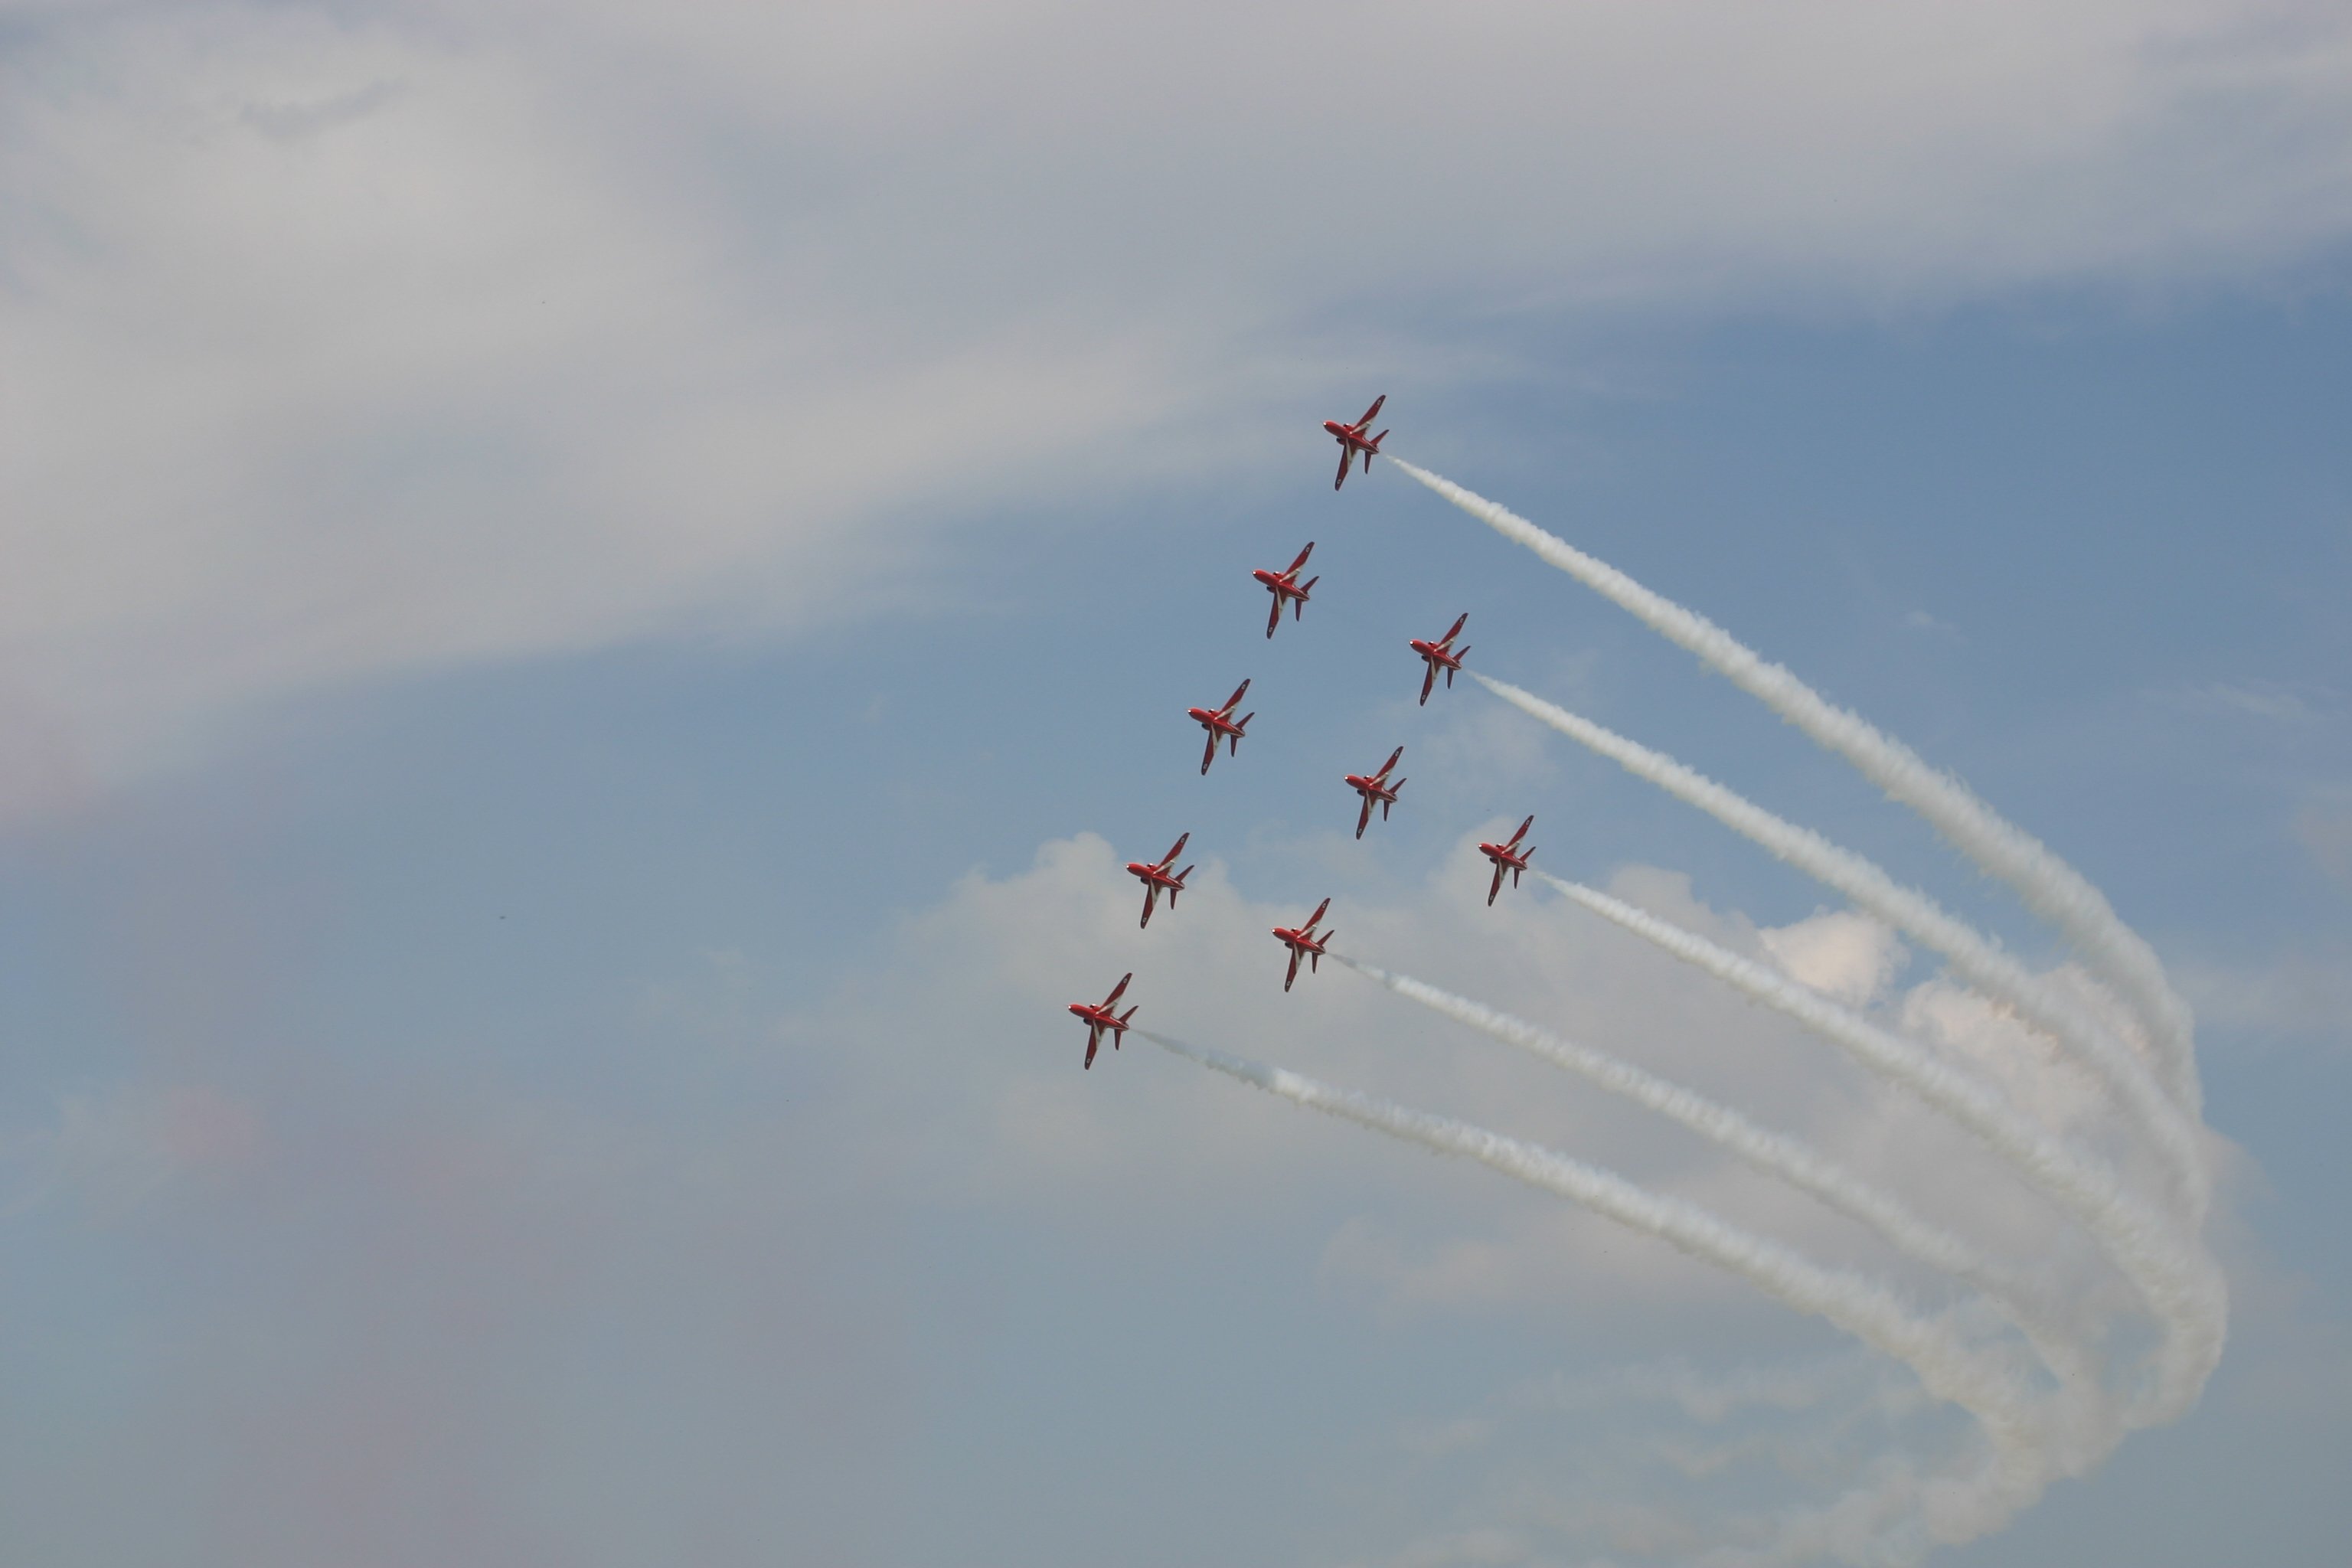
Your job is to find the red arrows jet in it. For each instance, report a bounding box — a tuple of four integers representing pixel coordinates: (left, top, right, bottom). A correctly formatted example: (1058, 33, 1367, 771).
(1343, 746, 1406, 839)
(1409, 613, 1470, 705)
(1478, 815, 1536, 906)
(1271, 897, 1335, 991)
(1069, 972, 1138, 1068)
(1322, 394, 1389, 490)
(1187, 678, 1255, 775)
(1125, 832, 1194, 929)
(1252, 542, 1319, 638)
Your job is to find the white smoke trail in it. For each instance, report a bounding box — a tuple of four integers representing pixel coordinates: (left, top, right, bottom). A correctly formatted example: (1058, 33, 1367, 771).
(1327, 951, 2020, 1302)
(1469, 669, 2210, 1220)
(1536, 871, 2225, 1420)
(1138, 1029, 2043, 1471)
(1391, 458, 2200, 1116)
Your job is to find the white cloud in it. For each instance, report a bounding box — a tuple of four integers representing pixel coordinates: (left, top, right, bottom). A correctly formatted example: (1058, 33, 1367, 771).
(8, 0, 2351, 789)
(0, 822, 2253, 1565)
(1760, 909, 1910, 1007)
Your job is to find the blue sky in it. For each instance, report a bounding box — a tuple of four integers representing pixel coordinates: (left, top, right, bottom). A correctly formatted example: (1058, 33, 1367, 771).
(4, 4, 2351, 1565)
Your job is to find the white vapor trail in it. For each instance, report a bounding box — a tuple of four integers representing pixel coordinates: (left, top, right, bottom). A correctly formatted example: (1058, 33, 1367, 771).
(1136, 1028, 2044, 1475)
(1537, 870, 2224, 1421)
(1468, 669, 2209, 1221)
(1392, 458, 2200, 1117)
(1325, 951, 2021, 1302)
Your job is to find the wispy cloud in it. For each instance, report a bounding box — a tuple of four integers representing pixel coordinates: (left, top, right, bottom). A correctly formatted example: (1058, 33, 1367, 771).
(2177, 949, 2352, 1050)
(2159, 681, 2341, 726)
(7, 0, 2352, 789)
(4, 1083, 263, 1220)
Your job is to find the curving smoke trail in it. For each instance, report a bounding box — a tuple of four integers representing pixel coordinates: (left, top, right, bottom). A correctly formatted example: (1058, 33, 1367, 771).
(1534, 869, 2226, 1423)
(1468, 669, 2210, 1220)
(1138, 1031, 2040, 1428)
(1137, 1026, 2123, 1562)
(1390, 458, 2200, 1116)
(1325, 951, 2025, 1303)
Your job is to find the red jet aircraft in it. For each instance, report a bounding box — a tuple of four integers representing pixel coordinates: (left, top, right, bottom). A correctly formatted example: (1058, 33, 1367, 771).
(1478, 815, 1536, 906)
(1069, 972, 1138, 1069)
(1322, 394, 1389, 490)
(1125, 832, 1194, 929)
(1271, 897, 1335, 991)
(1252, 542, 1319, 638)
(1187, 678, 1256, 776)
(1343, 746, 1406, 840)
(1409, 613, 1470, 705)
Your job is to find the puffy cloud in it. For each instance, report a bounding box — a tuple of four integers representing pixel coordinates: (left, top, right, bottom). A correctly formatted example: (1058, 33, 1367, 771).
(1760, 909, 1910, 1007)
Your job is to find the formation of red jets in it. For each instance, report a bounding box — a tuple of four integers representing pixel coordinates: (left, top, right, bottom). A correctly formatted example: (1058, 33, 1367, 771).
(1070, 398, 1537, 1065)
